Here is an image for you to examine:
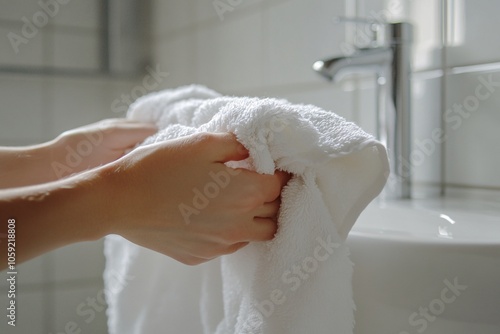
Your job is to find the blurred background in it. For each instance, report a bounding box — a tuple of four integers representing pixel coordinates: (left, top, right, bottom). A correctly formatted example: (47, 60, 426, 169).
(1, 0, 499, 332)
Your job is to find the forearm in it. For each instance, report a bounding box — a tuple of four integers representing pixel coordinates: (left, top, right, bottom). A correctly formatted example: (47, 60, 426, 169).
(0, 168, 110, 270)
(0, 140, 60, 189)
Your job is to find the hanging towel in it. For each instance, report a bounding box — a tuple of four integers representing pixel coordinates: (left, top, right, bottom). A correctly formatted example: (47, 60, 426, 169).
(104, 85, 389, 334)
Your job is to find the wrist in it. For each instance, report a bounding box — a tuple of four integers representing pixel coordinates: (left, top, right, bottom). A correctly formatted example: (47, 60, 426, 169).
(45, 170, 110, 243)
(0, 141, 54, 188)
(84, 161, 124, 239)
(35, 165, 115, 243)
(69, 165, 116, 241)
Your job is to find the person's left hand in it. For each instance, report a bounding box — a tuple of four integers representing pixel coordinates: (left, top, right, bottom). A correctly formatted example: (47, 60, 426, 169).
(51, 118, 157, 178)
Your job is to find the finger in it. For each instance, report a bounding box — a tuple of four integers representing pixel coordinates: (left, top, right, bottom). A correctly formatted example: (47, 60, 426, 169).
(251, 171, 291, 203)
(107, 121, 158, 133)
(114, 119, 150, 124)
(106, 125, 158, 149)
(96, 118, 157, 130)
(115, 120, 158, 129)
(246, 218, 278, 241)
(207, 132, 249, 162)
(254, 198, 281, 219)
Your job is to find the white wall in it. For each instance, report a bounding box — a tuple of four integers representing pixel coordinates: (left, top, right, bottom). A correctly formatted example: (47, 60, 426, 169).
(151, 0, 354, 116)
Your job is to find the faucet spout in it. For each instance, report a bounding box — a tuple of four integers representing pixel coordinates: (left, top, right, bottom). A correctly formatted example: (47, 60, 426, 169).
(312, 48, 393, 82)
(313, 21, 413, 199)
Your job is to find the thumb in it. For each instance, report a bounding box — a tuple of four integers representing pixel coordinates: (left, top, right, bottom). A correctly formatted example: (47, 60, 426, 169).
(209, 133, 249, 163)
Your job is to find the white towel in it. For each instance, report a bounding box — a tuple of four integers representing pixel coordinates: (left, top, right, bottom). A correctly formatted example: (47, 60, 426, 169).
(104, 85, 389, 334)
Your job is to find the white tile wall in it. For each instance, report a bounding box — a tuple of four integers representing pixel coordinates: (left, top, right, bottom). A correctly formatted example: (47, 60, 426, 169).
(105, 79, 143, 118)
(351, 76, 377, 136)
(151, 0, 194, 36)
(0, 0, 101, 72)
(264, 0, 346, 87)
(153, 34, 197, 88)
(445, 69, 500, 189)
(49, 76, 110, 136)
(354, 0, 399, 21)
(52, 30, 100, 71)
(52, 240, 106, 283)
(407, 0, 442, 71)
(0, 0, 42, 21)
(51, 0, 100, 29)
(194, 0, 265, 24)
(0, 74, 46, 143)
(156, 0, 272, 40)
(0, 25, 48, 68)
(14, 254, 52, 286)
(196, 10, 264, 92)
(411, 75, 442, 196)
(446, 0, 500, 67)
(51, 285, 108, 334)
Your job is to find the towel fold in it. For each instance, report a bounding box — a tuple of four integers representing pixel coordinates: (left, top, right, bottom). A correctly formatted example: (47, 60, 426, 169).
(104, 85, 389, 334)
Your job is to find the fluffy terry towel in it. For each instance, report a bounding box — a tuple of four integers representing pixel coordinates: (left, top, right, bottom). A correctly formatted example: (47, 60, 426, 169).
(104, 85, 389, 334)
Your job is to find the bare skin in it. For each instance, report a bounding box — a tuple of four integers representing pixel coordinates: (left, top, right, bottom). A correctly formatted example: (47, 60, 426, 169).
(0, 119, 289, 269)
(0, 118, 159, 188)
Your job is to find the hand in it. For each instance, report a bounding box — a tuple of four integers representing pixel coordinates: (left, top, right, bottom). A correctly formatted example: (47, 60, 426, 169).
(102, 132, 291, 265)
(51, 118, 158, 178)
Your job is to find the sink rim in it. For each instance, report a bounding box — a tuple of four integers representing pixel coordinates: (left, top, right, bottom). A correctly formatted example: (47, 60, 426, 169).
(349, 198, 500, 245)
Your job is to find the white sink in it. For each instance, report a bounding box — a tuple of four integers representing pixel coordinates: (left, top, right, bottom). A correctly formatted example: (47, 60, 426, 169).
(347, 197, 500, 334)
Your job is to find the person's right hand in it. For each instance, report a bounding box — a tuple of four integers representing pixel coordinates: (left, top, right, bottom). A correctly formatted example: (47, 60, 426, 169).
(101, 132, 291, 265)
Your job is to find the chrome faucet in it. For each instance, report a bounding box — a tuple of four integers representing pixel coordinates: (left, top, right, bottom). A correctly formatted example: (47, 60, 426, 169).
(313, 18, 413, 199)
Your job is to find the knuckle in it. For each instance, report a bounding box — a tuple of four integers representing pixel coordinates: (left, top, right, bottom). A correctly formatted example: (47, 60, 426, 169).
(239, 181, 266, 207)
(248, 194, 264, 208)
(238, 189, 261, 208)
(193, 132, 216, 145)
(246, 183, 269, 209)
(242, 174, 283, 204)
(187, 132, 220, 155)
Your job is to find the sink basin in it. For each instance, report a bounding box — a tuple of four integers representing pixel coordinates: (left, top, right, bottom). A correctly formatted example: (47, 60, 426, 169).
(347, 197, 500, 334)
